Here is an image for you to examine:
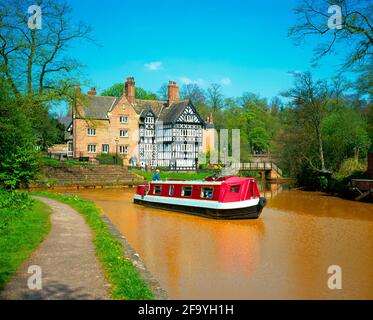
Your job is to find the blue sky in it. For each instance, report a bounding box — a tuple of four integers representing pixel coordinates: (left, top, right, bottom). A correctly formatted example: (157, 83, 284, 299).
(65, 0, 349, 100)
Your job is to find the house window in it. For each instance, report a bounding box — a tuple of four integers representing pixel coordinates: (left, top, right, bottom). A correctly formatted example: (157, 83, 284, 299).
(230, 185, 240, 193)
(145, 117, 154, 124)
(119, 145, 128, 154)
(181, 186, 192, 197)
(88, 128, 96, 136)
(120, 129, 129, 138)
(87, 144, 96, 153)
(169, 185, 174, 196)
(153, 185, 162, 195)
(201, 187, 214, 199)
(102, 144, 109, 154)
(120, 116, 128, 124)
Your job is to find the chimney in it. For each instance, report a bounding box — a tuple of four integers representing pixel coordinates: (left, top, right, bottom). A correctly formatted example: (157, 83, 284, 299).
(88, 87, 96, 96)
(168, 81, 179, 104)
(209, 112, 213, 124)
(76, 84, 81, 95)
(125, 77, 135, 103)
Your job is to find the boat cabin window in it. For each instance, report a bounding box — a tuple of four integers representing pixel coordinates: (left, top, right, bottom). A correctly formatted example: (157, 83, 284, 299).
(201, 187, 214, 199)
(153, 185, 162, 195)
(169, 185, 174, 196)
(230, 185, 240, 193)
(181, 186, 192, 197)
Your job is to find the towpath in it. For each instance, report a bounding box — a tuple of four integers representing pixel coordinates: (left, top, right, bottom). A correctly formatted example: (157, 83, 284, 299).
(0, 196, 110, 300)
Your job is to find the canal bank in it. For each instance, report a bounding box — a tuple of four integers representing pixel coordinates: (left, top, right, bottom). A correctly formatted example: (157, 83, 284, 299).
(65, 185, 373, 299)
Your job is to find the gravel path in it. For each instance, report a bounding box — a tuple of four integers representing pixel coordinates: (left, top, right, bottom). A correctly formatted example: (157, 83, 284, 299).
(0, 196, 110, 300)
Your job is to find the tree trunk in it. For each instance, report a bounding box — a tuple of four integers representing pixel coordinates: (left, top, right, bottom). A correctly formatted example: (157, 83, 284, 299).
(317, 127, 326, 172)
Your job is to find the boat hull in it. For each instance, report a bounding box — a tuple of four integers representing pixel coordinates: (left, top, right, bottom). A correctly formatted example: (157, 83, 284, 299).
(134, 197, 266, 220)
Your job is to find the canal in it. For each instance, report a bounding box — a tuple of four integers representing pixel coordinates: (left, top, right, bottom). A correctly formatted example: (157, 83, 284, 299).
(68, 184, 373, 299)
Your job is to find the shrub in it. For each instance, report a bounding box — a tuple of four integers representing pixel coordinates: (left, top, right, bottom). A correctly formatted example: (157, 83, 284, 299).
(0, 191, 33, 231)
(96, 153, 117, 165)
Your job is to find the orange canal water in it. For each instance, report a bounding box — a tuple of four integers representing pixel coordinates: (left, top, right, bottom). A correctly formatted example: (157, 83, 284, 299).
(67, 184, 373, 299)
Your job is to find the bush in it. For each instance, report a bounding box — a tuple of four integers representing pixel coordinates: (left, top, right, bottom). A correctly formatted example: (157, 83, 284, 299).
(0, 94, 41, 189)
(333, 158, 367, 180)
(0, 191, 33, 231)
(96, 153, 117, 165)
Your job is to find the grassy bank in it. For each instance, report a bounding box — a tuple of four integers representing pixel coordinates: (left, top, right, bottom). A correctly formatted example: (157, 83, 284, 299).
(41, 157, 94, 167)
(0, 192, 51, 290)
(130, 169, 213, 181)
(31, 191, 153, 300)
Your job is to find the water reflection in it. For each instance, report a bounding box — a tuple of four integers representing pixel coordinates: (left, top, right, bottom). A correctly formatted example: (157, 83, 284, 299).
(68, 184, 373, 299)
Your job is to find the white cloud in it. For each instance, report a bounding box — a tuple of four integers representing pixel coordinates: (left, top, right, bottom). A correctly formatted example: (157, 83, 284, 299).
(144, 61, 162, 71)
(220, 77, 232, 86)
(179, 77, 205, 86)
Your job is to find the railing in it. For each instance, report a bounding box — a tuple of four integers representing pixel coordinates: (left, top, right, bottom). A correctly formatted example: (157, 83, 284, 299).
(127, 162, 283, 176)
(231, 162, 283, 176)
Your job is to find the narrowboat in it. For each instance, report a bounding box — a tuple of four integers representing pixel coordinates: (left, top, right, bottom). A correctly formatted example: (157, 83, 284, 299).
(134, 176, 266, 219)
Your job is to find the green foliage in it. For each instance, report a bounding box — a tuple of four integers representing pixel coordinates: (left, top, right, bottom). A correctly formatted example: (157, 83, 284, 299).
(31, 191, 154, 300)
(333, 158, 367, 181)
(0, 194, 51, 289)
(96, 153, 117, 165)
(0, 191, 33, 231)
(101, 83, 157, 100)
(322, 106, 371, 171)
(0, 83, 41, 189)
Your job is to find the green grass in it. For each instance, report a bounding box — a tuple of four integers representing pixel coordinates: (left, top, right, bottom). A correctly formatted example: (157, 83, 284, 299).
(41, 157, 94, 167)
(130, 169, 212, 181)
(31, 191, 153, 300)
(0, 197, 51, 290)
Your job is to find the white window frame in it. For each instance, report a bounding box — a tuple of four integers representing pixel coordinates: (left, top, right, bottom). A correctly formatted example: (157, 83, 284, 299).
(119, 145, 128, 154)
(181, 186, 192, 197)
(88, 128, 96, 136)
(87, 144, 97, 153)
(120, 129, 129, 138)
(120, 116, 129, 124)
(102, 144, 109, 154)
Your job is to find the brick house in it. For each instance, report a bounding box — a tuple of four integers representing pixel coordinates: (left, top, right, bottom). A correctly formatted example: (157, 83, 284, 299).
(65, 77, 215, 170)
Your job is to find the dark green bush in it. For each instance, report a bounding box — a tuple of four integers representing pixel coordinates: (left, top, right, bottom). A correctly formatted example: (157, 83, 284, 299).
(96, 153, 117, 165)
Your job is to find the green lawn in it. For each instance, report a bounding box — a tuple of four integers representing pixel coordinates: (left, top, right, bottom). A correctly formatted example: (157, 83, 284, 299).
(31, 191, 153, 300)
(130, 169, 213, 181)
(41, 156, 94, 167)
(0, 195, 51, 290)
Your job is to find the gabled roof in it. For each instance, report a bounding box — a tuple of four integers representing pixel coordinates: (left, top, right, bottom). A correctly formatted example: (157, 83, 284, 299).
(76, 95, 119, 120)
(74, 94, 205, 125)
(159, 100, 190, 123)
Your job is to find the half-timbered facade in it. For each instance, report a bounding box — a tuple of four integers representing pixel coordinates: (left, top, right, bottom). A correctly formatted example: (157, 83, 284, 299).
(66, 77, 215, 171)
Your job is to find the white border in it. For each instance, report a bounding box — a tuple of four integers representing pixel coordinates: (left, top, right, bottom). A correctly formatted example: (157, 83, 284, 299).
(134, 194, 260, 210)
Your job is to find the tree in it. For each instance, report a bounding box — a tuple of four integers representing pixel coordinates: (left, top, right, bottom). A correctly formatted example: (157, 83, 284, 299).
(157, 83, 168, 100)
(101, 83, 157, 100)
(0, 0, 93, 151)
(0, 0, 92, 98)
(290, 0, 373, 68)
(207, 83, 223, 113)
(322, 105, 371, 170)
(0, 76, 40, 189)
(180, 83, 206, 103)
(282, 72, 331, 173)
(101, 83, 123, 97)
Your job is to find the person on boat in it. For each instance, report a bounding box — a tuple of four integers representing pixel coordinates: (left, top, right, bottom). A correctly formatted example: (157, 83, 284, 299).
(152, 169, 161, 181)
